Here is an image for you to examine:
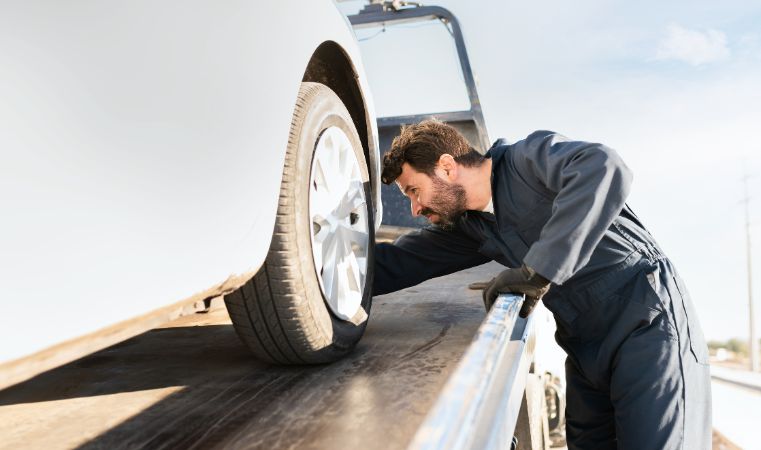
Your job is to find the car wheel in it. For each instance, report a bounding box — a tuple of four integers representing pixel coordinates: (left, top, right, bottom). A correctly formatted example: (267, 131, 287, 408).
(224, 82, 374, 364)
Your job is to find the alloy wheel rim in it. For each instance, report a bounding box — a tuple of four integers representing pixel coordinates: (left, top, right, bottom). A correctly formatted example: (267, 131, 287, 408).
(309, 126, 369, 320)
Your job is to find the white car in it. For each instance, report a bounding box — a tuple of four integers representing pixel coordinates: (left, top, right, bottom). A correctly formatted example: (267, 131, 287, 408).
(0, 0, 381, 386)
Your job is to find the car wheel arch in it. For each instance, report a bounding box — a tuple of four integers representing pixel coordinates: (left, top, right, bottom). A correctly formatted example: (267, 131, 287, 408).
(301, 40, 380, 209)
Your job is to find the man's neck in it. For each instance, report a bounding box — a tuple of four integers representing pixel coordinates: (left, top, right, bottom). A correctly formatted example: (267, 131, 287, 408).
(459, 158, 493, 211)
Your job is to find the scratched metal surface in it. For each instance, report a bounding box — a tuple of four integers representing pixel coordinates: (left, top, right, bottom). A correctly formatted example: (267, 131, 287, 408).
(0, 262, 502, 450)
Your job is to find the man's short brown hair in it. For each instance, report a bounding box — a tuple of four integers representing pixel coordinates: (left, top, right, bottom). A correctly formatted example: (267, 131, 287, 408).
(381, 119, 485, 184)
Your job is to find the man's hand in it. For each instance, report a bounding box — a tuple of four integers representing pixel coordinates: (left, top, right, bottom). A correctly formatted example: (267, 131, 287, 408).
(482, 264, 551, 317)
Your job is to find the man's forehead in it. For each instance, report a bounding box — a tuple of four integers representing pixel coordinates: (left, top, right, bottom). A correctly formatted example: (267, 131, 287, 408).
(396, 162, 420, 192)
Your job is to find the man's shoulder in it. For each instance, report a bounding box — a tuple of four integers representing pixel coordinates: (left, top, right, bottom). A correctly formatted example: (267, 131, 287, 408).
(487, 130, 568, 158)
(520, 130, 570, 148)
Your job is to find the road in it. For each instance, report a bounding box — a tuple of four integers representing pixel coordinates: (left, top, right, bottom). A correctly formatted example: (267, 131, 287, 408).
(0, 263, 502, 450)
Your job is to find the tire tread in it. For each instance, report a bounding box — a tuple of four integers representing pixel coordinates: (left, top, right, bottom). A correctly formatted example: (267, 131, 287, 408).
(223, 82, 371, 365)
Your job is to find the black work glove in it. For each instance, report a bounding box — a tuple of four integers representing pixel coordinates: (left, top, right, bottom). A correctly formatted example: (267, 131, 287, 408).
(482, 264, 551, 318)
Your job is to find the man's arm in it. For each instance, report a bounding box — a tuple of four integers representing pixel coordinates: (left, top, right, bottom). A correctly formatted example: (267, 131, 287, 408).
(514, 131, 633, 285)
(374, 224, 489, 296)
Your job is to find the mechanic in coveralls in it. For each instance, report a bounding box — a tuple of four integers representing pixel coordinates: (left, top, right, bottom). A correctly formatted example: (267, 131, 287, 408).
(373, 120, 711, 450)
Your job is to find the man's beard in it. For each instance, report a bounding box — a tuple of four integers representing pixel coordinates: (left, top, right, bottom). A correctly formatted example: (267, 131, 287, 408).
(421, 176, 468, 230)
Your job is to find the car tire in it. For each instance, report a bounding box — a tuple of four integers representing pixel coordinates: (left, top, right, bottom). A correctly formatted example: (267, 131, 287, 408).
(224, 82, 375, 364)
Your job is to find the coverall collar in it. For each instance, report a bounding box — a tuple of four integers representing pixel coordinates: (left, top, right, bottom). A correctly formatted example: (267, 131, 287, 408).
(482, 139, 511, 220)
(483, 138, 510, 165)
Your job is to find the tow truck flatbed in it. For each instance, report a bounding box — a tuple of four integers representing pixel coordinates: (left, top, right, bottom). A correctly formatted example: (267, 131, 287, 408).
(0, 263, 504, 450)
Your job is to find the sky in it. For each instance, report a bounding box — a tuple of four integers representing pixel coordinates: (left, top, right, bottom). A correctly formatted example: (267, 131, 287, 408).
(338, 0, 761, 341)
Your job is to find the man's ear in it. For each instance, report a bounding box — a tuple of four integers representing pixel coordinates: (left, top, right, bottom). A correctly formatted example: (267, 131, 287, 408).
(437, 154, 457, 181)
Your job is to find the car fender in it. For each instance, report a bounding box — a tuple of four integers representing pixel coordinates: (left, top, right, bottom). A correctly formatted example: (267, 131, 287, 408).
(0, 0, 377, 365)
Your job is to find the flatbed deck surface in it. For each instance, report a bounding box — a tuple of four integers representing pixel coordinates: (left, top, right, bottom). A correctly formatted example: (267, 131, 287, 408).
(0, 262, 502, 450)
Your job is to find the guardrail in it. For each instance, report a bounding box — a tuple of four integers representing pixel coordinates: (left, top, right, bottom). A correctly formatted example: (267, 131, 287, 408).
(408, 293, 537, 450)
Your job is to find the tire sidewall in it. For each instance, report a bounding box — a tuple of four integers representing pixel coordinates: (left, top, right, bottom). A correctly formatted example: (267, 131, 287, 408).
(290, 84, 374, 350)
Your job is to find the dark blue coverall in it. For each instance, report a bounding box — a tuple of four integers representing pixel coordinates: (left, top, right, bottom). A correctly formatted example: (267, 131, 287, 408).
(374, 131, 712, 449)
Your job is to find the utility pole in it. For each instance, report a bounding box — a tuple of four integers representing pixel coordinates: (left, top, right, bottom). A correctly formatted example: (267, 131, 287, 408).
(744, 174, 759, 372)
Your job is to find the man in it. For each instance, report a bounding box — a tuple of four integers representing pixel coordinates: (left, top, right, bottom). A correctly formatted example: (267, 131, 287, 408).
(374, 120, 711, 450)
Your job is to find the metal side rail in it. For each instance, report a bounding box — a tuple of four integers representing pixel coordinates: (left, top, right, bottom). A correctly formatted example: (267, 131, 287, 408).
(710, 365, 761, 393)
(408, 293, 537, 450)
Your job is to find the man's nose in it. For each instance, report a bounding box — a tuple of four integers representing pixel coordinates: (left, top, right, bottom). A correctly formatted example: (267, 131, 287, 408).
(410, 197, 422, 217)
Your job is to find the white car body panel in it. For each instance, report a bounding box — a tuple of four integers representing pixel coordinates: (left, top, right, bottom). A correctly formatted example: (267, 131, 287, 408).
(0, 1, 379, 365)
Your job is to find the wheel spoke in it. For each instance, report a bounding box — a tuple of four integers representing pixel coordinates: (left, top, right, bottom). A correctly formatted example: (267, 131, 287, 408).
(336, 267, 352, 314)
(329, 184, 363, 220)
(322, 237, 337, 300)
(355, 256, 367, 278)
(348, 180, 365, 204)
(314, 156, 332, 196)
(346, 251, 362, 292)
(338, 224, 368, 254)
(311, 184, 335, 221)
(325, 230, 338, 266)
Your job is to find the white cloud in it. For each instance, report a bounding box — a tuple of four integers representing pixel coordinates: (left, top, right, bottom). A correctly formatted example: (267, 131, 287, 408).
(656, 23, 730, 65)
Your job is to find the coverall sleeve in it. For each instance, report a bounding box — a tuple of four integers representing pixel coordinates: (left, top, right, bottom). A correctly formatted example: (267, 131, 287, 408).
(515, 131, 633, 284)
(373, 224, 489, 296)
